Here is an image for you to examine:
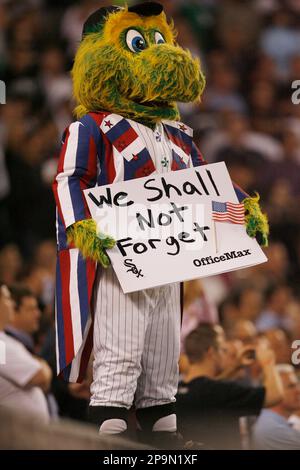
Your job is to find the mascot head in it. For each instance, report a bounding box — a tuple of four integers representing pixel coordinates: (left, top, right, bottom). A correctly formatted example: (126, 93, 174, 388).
(72, 1, 206, 125)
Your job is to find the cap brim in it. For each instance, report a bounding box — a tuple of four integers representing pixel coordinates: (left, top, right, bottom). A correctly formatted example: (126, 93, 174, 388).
(82, 2, 164, 39)
(128, 2, 163, 17)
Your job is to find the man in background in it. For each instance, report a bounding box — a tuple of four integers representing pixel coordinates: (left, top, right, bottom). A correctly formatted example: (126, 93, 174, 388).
(5, 285, 40, 353)
(0, 284, 51, 422)
(176, 324, 283, 449)
(253, 364, 300, 449)
(6, 284, 58, 417)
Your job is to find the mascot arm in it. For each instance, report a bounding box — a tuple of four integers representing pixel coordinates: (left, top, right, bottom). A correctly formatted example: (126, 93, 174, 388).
(191, 142, 269, 246)
(232, 183, 269, 247)
(53, 119, 115, 267)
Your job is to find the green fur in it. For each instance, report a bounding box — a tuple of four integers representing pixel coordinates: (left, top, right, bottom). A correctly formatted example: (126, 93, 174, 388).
(72, 10, 205, 125)
(66, 219, 116, 268)
(68, 9, 206, 261)
(243, 193, 269, 247)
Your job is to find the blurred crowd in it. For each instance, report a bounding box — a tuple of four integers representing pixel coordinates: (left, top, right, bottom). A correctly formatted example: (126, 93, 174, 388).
(0, 0, 300, 450)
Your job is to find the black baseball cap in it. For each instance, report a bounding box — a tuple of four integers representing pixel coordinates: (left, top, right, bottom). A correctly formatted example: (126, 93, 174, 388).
(82, 2, 164, 38)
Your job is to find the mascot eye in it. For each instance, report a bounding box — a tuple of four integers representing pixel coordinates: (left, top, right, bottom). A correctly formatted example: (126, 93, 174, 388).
(126, 29, 147, 53)
(154, 31, 165, 44)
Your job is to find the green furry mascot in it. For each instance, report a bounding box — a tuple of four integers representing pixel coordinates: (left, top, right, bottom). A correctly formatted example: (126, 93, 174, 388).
(53, 1, 268, 448)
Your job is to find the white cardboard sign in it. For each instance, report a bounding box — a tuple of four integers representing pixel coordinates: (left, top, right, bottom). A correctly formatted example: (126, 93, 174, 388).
(84, 162, 267, 293)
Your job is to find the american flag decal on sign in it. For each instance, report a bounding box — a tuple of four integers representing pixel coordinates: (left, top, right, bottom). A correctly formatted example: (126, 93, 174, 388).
(212, 201, 245, 225)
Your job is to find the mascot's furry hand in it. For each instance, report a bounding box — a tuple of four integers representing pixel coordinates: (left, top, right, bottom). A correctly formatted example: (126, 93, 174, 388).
(66, 219, 115, 268)
(243, 194, 269, 247)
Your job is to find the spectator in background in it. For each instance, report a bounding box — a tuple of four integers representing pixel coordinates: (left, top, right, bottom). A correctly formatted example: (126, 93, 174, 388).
(217, 0, 261, 58)
(260, 7, 300, 81)
(39, 46, 72, 114)
(219, 286, 263, 330)
(233, 287, 263, 323)
(204, 65, 247, 114)
(264, 328, 292, 364)
(0, 284, 51, 423)
(176, 324, 283, 449)
(256, 283, 293, 333)
(226, 319, 257, 344)
(217, 339, 259, 383)
(253, 364, 300, 449)
(5, 285, 40, 353)
(30, 239, 56, 307)
(5, 285, 58, 417)
(21, 264, 54, 313)
(249, 80, 280, 136)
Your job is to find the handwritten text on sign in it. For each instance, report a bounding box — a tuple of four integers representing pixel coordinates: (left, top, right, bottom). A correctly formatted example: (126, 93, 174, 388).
(84, 162, 267, 293)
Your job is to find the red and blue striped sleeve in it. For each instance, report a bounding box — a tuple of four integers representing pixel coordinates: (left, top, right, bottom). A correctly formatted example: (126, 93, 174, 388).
(191, 141, 206, 167)
(53, 118, 98, 230)
(233, 181, 249, 203)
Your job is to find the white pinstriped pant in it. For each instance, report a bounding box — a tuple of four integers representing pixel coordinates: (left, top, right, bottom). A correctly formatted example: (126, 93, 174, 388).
(90, 267, 181, 409)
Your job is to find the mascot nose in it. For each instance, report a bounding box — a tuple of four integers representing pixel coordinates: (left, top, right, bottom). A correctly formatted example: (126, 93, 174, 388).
(138, 44, 205, 102)
(141, 43, 194, 67)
